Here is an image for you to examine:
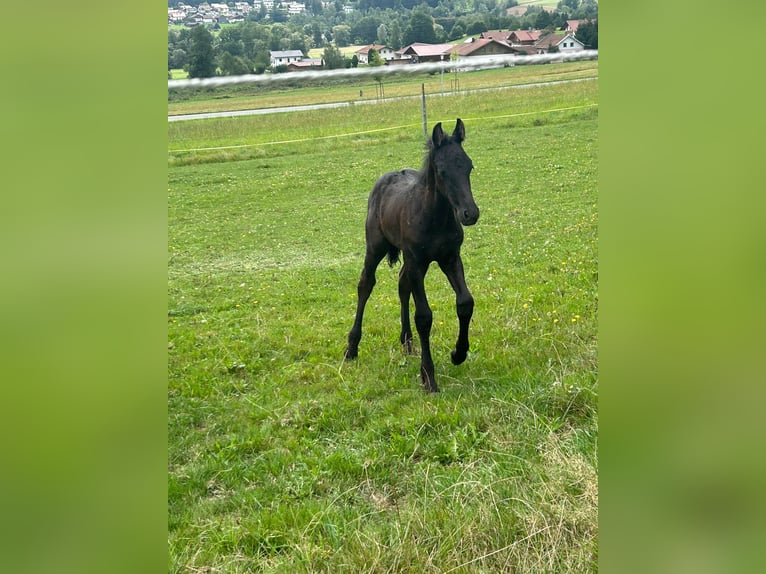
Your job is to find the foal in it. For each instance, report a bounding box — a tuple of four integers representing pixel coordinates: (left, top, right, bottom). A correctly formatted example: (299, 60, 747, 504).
(344, 119, 479, 392)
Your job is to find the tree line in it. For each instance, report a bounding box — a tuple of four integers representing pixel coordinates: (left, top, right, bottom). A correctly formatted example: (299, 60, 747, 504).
(169, 0, 598, 78)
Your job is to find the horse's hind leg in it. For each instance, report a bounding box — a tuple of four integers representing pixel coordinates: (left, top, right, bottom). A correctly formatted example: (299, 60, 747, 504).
(408, 261, 438, 392)
(398, 267, 414, 354)
(345, 243, 387, 360)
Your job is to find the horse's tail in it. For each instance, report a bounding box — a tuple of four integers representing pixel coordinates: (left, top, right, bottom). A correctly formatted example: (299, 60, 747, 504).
(386, 245, 400, 267)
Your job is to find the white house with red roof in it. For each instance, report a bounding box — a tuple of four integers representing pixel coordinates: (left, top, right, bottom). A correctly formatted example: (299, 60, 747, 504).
(355, 44, 397, 64)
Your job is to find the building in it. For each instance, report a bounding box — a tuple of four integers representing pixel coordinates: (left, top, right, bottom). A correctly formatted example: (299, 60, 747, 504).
(287, 59, 323, 71)
(355, 44, 397, 64)
(396, 43, 454, 63)
(533, 32, 585, 54)
(449, 38, 519, 59)
(269, 50, 305, 67)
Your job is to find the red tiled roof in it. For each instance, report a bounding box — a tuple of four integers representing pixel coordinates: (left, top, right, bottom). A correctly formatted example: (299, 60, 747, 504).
(356, 44, 387, 55)
(509, 30, 543, 44)
(287, 59, 322, 68)
(480, 30, 511, 42)
(534, 32, 565, 49)
(398, 43, 454, 57)
(567, 20, 587, 32)
(449, 38, 514, 56)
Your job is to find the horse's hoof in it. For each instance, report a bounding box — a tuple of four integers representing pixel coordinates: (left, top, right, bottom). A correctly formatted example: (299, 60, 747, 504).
(420, 371, 439, 393)
(450, 348, 467, 365)
(344, 347, 357, 361)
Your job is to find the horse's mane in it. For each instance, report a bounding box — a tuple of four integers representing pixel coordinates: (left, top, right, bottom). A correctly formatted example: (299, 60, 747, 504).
(419, 138, 438, 190)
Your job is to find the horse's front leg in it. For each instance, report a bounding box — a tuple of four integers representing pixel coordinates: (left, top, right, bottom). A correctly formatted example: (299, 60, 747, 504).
(408, 261, 437, 392)
(439, 255, 474, 366)
(345, 248, 385, 360)
(398, 267, 414, 354)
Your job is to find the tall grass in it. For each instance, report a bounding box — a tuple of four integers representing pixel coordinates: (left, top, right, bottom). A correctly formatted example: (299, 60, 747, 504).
(169, 73, 597, 572)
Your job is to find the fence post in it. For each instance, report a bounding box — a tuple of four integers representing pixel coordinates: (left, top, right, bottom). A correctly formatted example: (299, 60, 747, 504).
(421, 83, 427, 140)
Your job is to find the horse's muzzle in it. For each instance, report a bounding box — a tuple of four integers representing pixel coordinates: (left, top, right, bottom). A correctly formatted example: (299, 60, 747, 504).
(460, 207, 480, 226)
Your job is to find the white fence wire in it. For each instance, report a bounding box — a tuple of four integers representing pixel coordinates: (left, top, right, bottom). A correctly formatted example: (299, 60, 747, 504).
(168, 50, 598, 90)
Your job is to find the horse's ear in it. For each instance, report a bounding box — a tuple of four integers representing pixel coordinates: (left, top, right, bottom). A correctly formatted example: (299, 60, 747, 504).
(453, 118, 466, 143)
(432, 122, 445, 147)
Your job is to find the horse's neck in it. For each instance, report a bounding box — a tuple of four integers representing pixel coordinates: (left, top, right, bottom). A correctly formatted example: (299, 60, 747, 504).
(419, 178, 454, 228)
(422, 165, 447, 208)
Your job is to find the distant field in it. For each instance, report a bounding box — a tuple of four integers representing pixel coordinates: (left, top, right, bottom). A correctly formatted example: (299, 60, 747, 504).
(168, 75, 598, 572)
(307, 44, 366, 59)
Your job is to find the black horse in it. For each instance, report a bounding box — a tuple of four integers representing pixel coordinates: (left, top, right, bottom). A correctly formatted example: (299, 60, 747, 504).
(344, 118, 479, 392)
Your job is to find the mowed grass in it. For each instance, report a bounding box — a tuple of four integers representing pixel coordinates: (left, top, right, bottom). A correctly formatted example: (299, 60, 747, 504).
(168, 76, 598, 572)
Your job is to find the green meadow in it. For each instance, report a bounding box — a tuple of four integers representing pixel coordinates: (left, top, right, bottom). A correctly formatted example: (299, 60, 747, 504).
(168, 67, 598, 572)
(168, 61, 598, 116)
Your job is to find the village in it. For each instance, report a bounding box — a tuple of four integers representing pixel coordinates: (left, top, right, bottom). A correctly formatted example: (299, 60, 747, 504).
(270, 21, 591, 71)
(168, 2, 329, 26)
(168, 1, 597, 78)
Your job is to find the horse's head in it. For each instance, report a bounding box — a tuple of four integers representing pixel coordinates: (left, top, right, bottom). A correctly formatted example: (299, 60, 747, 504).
(430, 118, 480, 226)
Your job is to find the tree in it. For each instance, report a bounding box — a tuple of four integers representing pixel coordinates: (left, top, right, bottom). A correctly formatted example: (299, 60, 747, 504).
(310, 22, 323, 47)
(253, 50, 271, 74)
(534, 9, 553, 30)
(218, 26, 243, 57)
(465, 18, 488, 36)
(333, 25, 351, 47)
(576, 19, 598, 49)
(575, 0, 598, 20)
(405, 11, 436, 45)
(389, 20, 403, 50)
(368, 48, 385, 66)
(170, 49, 187, 70)
(352, 16, 382, 45)
(450, 22, 465, 41)
(323, 44, 346, 69)
(377, 23, 388, 45)
(219, 52, 251, 76)
(187, 25, 216, 78)
(558, 0, 580, 11)
(270, 4, 287, 23)
(309, 0, 323, 15)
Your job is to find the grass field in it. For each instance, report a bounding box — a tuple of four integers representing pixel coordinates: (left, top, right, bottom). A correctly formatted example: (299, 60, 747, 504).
(168, 69, 598, 572)
(170, 68, 189, 80)
(168, 61, 598, 116)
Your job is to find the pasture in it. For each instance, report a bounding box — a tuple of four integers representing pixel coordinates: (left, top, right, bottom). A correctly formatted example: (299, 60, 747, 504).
(168, 72, 598, 572)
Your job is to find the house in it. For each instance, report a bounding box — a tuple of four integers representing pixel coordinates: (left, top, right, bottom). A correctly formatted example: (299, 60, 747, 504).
(355, 44, 397, 64)
(449, 38, 519, 59)
(396, 43, 454, 63)
(286, 2, 306, 15)
(287, 59, 323, 71)
(479, 30, 512, 45)
(507, 30, 544, 46)
(533, 32, 585, 54)
(269, 50, 304, 68)
(566, 20, 588, 34)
